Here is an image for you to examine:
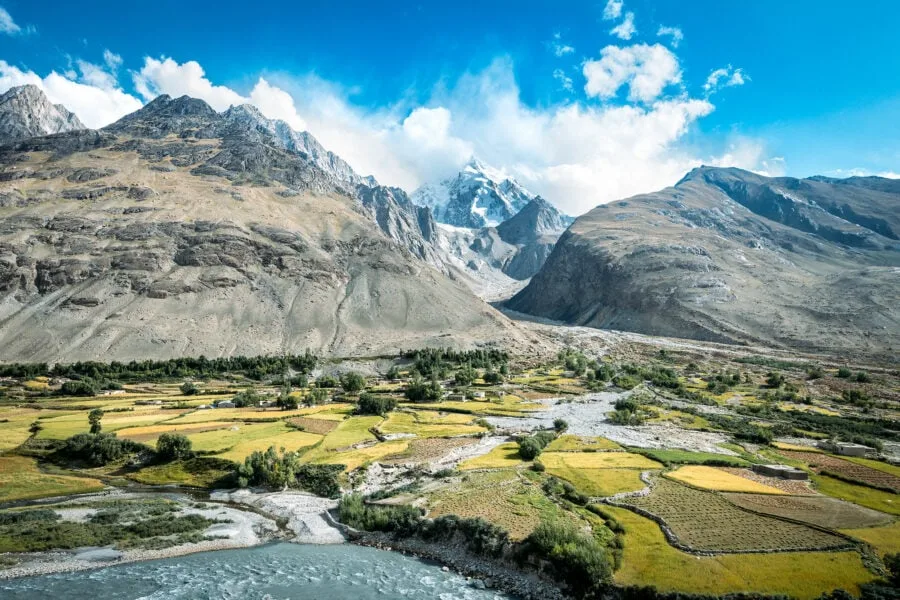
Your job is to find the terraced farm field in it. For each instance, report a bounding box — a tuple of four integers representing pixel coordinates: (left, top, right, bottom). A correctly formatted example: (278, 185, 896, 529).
(379, 411, 485, 438)
(636, 449, 749, 467)
(780, 451, 900, 492)
(812, 474, 900, 516)
(723, 493, 893, 528)
(840, 521, 900, 557)
(382, 437, 479, 464)
(619, 478, 850, 552)
(605, 505, 875, 599)
(666, 466, 787, 494)
(0, 455, 104, 502)
(539, 451, 660, 497)
(459, 442, 524, 470)
(544, 435, 620, 452)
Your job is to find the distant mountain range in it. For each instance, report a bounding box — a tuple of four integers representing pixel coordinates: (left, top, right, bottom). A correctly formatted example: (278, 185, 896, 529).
(507, 166, 900, 358)
(1, 84, 897, 360)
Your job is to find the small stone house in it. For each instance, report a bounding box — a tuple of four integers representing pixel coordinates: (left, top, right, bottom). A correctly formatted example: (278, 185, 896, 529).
(752, 464, 808, 480)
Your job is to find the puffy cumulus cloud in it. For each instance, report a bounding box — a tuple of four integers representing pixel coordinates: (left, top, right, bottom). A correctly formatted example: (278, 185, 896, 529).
(583, 43, 681, 103)
(602, 0, 623, 20)
(704, 65, 748, 94)
(708, 138, 786, 177)
(610, 12, 636, 40)
(134, 57, 309, 131)
(0, 59, 142, 128)
(657, 25, 684, 47)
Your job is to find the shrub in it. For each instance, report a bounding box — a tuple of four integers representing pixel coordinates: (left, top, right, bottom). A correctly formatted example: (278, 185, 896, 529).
(553, 418, 569, 433)
(356, 393, 397, 416)
(612, 374, 639, 390)
(518, 437, 542, 460)
(338, 493, 423, 534)
(237, 446, 342, 497)
(88, 408, 104, 434)
(386, 365, 401, 381)
(405, 376, 443, 403)
(523, 519, 612, 596)
(483, 371, 504, 384)
(595, 364, 615, 382)
(315, 375, 339, 388)
(454, 364, 476, 387)
(855, 371, 871, 383)
(179, 382, 199, 395)
(837, 367, 852, 378)
(60, 379, 99, 397)
(765, 372, 785, 388)
(340, 372, 366, 393)
(305, 388, 329, 406)
(532, 460, 546, 472)
(231, 388, 263, 408)
(156, 433, 193, 461)
(61, 433, 147, 466)
(884, 553, 900, 587)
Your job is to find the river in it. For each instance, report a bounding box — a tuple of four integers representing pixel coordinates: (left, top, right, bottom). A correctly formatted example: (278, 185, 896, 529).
(1, 543, 513, 599)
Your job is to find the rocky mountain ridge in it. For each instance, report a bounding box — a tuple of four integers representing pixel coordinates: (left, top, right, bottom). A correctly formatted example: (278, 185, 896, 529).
(0, 85, 85, 141)
(508, 166, 900, 358)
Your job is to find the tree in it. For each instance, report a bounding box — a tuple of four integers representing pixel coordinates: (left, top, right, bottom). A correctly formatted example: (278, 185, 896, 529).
(60, 379, 98, 397)
(765, 372, 785, 388)
(836, 367, 852, 378)
(277, 394, 299, 410)
(595, 364, 615, 382)
(156, 433, 193, 461)
(454, 364, 476, 387)
(180, 381, 199, 395)
(356, 392, 397, 416)
(553, 418, 569, 433)
(483, 371, 503, 384)
(315, 375, 339, 388)
(518, 437, 543, 460)
(405, 376, 443, 403)
(305, 387, 329, 406)
(386, 365, 401, 381)
(29, 420, 43, 435)
(340, 371, 366, 394)
(88, 408, 104, 434)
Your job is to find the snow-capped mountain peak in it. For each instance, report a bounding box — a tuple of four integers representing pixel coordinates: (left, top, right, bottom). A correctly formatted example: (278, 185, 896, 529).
(412, 158, 536, 228)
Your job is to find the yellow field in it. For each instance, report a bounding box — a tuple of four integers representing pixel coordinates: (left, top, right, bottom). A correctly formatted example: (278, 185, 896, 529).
(0, 455, 104, 502)
(606, 505, 875, 599)
(166, 404, 350, 424)
(310, 439, 410, 472)
(548, 465, 645, 497)
(459, 443, 524, 470)
(840, 521, 900, 557)
(665, 465, 787, 494)
(0, 407, 43, 451)
(114, 421, 235, 442)
(772, 441, 823, 452)
(813, 474, 900, 515)
(379, 411, 484, 438)
(216, 430, 322, 462)
(540, 451, 662, 470)
(544, 435, 620, 452)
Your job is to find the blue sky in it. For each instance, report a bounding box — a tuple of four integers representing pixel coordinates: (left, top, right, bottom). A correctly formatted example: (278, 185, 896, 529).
(0, 0, 897, 213)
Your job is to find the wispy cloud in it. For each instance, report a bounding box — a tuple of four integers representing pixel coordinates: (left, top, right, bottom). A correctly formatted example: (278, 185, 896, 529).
(549, 32, 574, 57)
(704, 65, 748, 94)
(657, 25, 683, 47)
(552, 68, 574, 92)
(602, 0, 623, 20)
(0, 6, 21, 35)
(610, 11, 636, 40)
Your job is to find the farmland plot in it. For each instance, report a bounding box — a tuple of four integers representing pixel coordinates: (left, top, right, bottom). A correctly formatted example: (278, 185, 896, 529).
(666, 466, 787, 495)
(723, 493, 893, 529)
(780, 451, 900, 492)
(619, 478, 850, 552)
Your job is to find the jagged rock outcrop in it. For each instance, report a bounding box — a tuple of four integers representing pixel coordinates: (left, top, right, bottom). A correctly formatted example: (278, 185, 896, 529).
(508, 166, 900, 358)
(0, 85, 85, 142)
(0, 94, 531, 362)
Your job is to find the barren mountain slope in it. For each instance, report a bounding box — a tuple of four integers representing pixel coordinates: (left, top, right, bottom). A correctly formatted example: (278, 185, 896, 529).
(0, 85, 85, 142)
(508, 167, 900, 358)
(0, 97, 534, 362)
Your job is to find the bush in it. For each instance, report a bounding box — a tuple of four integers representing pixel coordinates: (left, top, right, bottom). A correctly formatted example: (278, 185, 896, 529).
(454, 364, 476, 387)
(356, 393, 397, 416)
(532, 460, 546, 472)
(553, 418, 569, 433)
(595, 364, 615, 382)
(156, 433, 193, 461)
(179, 382, 199, 395)
(518, 437, 543, 460)
(885, 553, 900, 587)
(855, 371, 871, 383)
(338, 493, 423, 534)
(340, 372, 366, 393)
(305, 388, 329, 406)
(612, 374, 639, 390)
(231, 388, 263, 408)
(315, 375, 339, 388)
(237, 446, 342, 497)
(765, 372, 785, 388)
(523, 519, 612, 597)
(837, 367, 852, 378)
(386, 365, 401, 381)
(61, 433, 147, 466)
(88, 408, 104, 434)
(60, 379, 99, 397)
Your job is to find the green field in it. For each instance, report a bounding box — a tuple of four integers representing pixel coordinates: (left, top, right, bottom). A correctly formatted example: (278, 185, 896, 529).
(0, 455, 104, 502)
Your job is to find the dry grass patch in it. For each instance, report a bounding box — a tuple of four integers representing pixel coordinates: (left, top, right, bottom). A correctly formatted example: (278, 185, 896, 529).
(666, 465, 787, 494)
(382, 437, 478, 464)
(117, 421, 234, 444)
(287, 417, 339, 435)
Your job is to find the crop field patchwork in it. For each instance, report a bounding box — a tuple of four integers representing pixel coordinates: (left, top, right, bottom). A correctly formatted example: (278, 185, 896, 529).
(812, 474, 900, 516)
(540, 451, 661, 470)
(723, 493, 893, 529)
(665, 466, 788, 494)
(286, 416, 339, 435)
(605, 505, 875, 600)
(114, 421, 235, 443)
(839, 521, 900, 557)
(637, 449, 750, 467)
(308, 439, 410, 472)
(379, 411, 485, 438)
(0, 407, 43, 451)
(716, 467, 815, 495)
(781, 451, 900, 492)
(619, 477, 850, 552)
(538, 451, 660, 497)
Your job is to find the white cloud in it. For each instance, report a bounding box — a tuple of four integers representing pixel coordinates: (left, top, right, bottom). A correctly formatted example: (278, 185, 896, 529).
(552, 68, 574, 92)
(657, 25, 684, 47)
(610, 11, 636, 40)
(825, 168, 900, 179)
(583, 43, 681, 103)
(0, 60, 143, 128)
(549, 32, 574, 57)
(248, 77, 306, 130)
(704, 65, 748, 94)
(602, 0, 623, 20)
(0, 7, 20, 35)
(103, 50, 123, 71)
